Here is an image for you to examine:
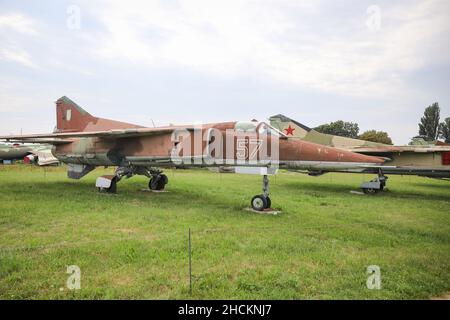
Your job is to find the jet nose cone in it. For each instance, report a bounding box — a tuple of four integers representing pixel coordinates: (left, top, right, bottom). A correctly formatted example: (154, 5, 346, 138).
(350, 152, 385, 164)
(321, 145, 384, 163)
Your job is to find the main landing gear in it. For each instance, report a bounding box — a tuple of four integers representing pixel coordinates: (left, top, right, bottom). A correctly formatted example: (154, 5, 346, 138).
(96, 166, 168, 193)
(251, 175, 272, 211)
(148, 173, 169, 191)
(360, 171, 387, 194)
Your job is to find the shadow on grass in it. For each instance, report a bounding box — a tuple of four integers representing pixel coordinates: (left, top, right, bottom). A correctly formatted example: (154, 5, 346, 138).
(283, 181, 450, 202)
(2, 176, 449, 212)
(347, 217, 450, 244)
(408, 181, 450, 190)
(1, 179, 247, 214)
(1, 180, 90, 191)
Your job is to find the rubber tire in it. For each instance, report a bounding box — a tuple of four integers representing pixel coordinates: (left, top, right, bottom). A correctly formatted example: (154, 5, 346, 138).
(251, 195, 268, 211)
(362, 188, 379, 195)
(160, 174, 169, 185)
(149, 175, 167, 191)
(156, 179, 166, 190)
(157, 174, 168, 190)
(149, 177, 159, 190)
(106, 177, 117, 193)
(265, 196, 272, 209)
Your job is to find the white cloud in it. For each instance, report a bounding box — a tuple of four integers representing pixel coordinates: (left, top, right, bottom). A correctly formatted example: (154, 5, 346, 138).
(0, 13, 38, 69)
(0, 46, 38, 69)
(0, 78, 39, 112)
(88, 0, 450, 97)
(0, 13, 36, 35)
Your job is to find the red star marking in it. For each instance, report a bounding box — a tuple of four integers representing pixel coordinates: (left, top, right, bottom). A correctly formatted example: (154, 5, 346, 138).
(284, 125, 295, 136)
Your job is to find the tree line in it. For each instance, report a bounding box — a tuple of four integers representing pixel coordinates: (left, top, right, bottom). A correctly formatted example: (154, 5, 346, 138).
(313, 102, 450, 145)
(418, 102, 449, 143)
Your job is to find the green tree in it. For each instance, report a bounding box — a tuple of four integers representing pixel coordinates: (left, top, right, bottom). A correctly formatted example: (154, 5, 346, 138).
(440, 117, 450, 143)
(409, 136, 432, 146)
(314, 120, 359, 138)
(418, 102, 440, 141)
(358, 130, 393, 145)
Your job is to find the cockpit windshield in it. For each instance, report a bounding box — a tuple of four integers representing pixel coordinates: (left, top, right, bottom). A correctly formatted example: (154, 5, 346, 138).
(234, 122, 258, 132)
(234, 121, 283, 136)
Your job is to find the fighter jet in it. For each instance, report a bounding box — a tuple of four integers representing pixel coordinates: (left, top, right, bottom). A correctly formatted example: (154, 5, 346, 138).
(0, 97, 384, 210)
(270, 114, 450, 193)
(0, 143, 59, 166)
(0, 143, 33, 163)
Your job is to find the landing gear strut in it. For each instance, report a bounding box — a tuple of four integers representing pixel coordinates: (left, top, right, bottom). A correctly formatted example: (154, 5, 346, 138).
(361, 171, 388, 194)
(251, 175, 272, 211)
(96, 166, 168, 193)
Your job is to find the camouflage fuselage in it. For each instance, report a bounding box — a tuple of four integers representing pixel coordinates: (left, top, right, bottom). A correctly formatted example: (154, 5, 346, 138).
(53, 121, 383, 171)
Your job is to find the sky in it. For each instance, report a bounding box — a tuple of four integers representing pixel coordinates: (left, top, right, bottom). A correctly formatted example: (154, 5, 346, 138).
(0, 0, 449, 144)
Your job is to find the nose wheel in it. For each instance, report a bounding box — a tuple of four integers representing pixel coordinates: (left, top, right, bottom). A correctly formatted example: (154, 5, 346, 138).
(251, 194, 271, 211)
(251, 175, 272, 211)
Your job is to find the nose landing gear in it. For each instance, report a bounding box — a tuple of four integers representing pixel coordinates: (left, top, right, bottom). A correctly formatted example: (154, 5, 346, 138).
(251, 174, 272, 211)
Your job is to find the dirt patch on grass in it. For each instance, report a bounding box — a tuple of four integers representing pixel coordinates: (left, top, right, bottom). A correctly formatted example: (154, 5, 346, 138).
(113, 274, 134, 287)
(431, 293, 450, 300)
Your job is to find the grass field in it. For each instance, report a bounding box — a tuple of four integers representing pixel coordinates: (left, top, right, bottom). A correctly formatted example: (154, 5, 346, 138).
(0, 164, 449, 299)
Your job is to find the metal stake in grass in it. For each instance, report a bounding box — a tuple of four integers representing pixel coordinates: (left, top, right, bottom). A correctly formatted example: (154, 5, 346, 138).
(188, 227, 192, 295)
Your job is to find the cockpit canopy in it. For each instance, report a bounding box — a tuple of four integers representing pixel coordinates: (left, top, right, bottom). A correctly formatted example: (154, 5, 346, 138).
(234, 121, 284, 136)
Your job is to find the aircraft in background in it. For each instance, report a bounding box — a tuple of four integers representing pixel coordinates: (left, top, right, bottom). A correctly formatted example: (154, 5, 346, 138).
(0, 96, 385, 211)
(269, 114, 450, 193)
(0, 143, 59, 166)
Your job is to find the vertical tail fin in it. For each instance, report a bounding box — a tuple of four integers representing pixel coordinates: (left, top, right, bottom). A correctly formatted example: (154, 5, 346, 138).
(269, 114, 312, 138)
(55, 96, 95, 133)
(55, 96, 143, 133)
(269, 114, 386, 148)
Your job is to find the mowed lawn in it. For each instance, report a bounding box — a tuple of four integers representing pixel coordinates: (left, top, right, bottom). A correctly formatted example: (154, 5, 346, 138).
(0, 164, 449, 299)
